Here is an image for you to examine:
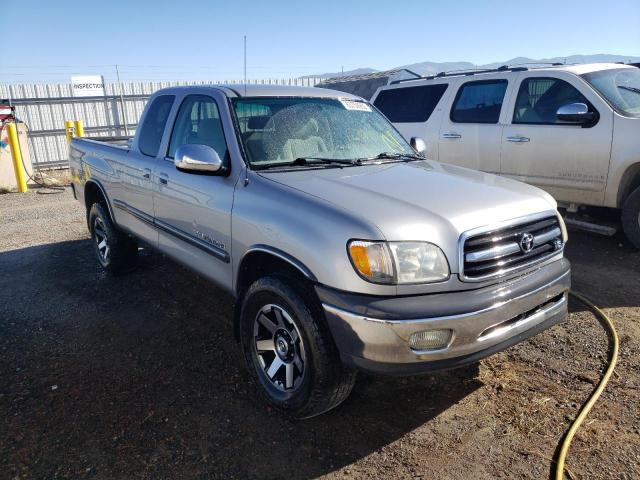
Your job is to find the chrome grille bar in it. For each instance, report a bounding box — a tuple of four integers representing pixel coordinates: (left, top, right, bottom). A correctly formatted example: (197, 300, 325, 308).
(466, 227, 562, 263)
(460, 213, 564, 281)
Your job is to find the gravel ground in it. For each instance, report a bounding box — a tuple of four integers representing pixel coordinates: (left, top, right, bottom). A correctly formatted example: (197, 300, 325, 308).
(0, 187, 638, 479)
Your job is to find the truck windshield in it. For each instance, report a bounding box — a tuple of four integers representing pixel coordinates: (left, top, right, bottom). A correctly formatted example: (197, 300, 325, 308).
(231, 97, 416, 169)
(581, 68, 640, 118)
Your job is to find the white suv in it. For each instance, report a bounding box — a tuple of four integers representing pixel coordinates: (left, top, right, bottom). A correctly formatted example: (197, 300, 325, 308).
(372, 63, 640, 247)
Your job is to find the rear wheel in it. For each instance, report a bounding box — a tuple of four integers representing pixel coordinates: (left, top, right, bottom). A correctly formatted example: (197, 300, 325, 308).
(622, 186, 640, 249)
(240, 276, 356, 419)
(88, 202, 138, 273)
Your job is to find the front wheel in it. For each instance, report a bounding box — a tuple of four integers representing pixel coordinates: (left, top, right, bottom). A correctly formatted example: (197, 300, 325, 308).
(622, 186, 640, 249)
(240, 276, 356, 419)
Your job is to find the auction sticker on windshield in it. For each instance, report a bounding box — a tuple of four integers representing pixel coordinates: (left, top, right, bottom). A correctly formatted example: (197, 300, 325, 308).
(340, 99, 372, 112)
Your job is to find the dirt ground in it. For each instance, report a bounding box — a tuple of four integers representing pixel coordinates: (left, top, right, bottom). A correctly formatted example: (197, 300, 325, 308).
(1, 187, 638, 480)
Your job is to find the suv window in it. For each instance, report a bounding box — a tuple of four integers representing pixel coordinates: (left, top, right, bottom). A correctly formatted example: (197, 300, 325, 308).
(513, 77, 593, 124)
(373, 84, 448, 123)
(138, 95, 175, 157)
(451, 80, 507, 124)
(168, 95, 228, 159)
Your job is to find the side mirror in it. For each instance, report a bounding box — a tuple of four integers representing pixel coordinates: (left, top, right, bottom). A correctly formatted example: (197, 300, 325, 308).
(410, 137, 427, 154)
(174, 144, 224, 174)
(556, 103, 595, 124)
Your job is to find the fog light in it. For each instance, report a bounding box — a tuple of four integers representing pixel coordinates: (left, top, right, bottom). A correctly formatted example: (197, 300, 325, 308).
(408, 329, 453, 351)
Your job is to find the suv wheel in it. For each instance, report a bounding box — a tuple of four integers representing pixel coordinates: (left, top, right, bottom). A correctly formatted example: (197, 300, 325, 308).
(622, 186, 640, 249)
(88, 202, 138, 273)
(240, 276, 357, 419)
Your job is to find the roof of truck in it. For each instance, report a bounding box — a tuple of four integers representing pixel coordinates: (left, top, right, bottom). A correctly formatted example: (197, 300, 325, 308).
(156, 84, 362, 100)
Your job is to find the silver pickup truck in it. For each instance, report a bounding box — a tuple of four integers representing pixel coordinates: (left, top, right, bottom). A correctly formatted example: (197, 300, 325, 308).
(70, 85, 570, 418)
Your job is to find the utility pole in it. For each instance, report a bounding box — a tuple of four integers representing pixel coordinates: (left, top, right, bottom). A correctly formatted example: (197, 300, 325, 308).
(244, 35, 247, 95)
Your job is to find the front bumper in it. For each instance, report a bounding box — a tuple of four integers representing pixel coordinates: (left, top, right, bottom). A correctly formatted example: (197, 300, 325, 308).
(319, 259, 570, 375)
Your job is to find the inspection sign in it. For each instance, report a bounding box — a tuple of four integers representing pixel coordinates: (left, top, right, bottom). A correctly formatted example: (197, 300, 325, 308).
(71, 75, 105, 97)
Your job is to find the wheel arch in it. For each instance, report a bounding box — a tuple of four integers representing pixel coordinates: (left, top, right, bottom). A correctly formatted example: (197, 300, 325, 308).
(233, 246, 319, 341)
(617, 162, 640, 207)
(84, 179, 115, 227)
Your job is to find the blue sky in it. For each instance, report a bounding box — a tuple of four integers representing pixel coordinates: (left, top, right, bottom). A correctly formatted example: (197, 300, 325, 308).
(4, 0, 640, 83)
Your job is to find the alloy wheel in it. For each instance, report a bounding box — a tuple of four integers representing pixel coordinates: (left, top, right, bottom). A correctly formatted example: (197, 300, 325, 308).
(93, 217, 110, 264)
(253, 304, 306, 392)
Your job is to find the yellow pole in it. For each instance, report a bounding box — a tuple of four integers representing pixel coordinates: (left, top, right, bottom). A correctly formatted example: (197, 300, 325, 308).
(7, 123, 28, 193)
(74, 120, 85, 137)
(64, 120, 75, 144)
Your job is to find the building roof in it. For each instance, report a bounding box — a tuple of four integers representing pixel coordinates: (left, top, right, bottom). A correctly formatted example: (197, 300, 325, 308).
(317, 69, 420, 85)
(315, 69, 421, 100)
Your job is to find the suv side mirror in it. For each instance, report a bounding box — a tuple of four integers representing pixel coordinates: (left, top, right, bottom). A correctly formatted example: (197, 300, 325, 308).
(174, 144, 224, 174)
(410, 137, 427, 154)
(556, 103, 595, 124)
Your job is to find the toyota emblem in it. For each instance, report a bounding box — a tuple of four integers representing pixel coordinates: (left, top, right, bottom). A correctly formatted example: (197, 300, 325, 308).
(519, 233, 535, 253)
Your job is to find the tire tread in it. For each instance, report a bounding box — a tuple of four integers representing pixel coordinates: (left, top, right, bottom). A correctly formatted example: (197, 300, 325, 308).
(241, 276, 356, 419)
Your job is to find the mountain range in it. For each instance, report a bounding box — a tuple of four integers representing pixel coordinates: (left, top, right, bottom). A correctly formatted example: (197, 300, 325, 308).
(303, 54, 640, 78)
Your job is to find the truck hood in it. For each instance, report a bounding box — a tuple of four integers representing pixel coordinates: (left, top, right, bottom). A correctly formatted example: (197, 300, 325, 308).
(259, 160, 557, 267)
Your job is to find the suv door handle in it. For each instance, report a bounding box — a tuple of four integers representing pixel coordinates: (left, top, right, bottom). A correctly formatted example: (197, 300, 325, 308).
(506, 136, 530, 143)
(441, 132, 462, 139)
(158, 173, 168, 185)
(142, 168, 151, 179)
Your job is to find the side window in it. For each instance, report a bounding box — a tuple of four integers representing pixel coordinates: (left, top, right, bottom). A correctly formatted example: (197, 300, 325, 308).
(451, 80, 508, 124)
(167, 95, 229, 159)
(373, 84, 448, 123)
(513, 77, 593, 124)
(138, 95, 175, 157)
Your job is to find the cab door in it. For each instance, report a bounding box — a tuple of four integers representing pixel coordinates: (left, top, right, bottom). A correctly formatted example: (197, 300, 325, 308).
(112, 94, 175, 246)
(153, 92, 236, 288)
(438, 76, 512, 174)
(500, 72, 613, 204)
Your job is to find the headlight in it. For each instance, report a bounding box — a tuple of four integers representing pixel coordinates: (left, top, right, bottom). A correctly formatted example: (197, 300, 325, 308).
(348, 240, 449, 284)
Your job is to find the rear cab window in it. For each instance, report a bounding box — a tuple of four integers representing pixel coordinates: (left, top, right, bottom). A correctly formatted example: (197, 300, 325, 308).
(138, 95, 175, 157)
(373, 83, 448, 122)
(450, 80, 508, 123)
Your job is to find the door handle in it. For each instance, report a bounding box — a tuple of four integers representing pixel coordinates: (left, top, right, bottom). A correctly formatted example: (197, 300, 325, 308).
(158, 173, 168, 185)
(441, 132, 462, 139)
(142, 168, 151, 179)
(506, 136, 530, 143)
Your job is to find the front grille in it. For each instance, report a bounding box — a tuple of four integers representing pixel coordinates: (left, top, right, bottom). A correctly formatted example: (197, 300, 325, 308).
(461, 214, 564, 281)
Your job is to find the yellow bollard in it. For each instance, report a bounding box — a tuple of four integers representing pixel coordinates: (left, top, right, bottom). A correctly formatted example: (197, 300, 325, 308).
(7, 123, 28, 193)
(64, 120, 75, 144)
(74, 120, 85, 138)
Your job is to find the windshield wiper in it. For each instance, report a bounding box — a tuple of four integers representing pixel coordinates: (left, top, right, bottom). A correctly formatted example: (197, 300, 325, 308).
(618, 85, 640, 95)
(293, 157, 358, 166)
(253, 157, 357, 171)
(355, 152, 425, 164)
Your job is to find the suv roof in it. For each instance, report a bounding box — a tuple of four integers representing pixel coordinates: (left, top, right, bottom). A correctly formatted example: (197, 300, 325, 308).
(389, 62, 636, 86)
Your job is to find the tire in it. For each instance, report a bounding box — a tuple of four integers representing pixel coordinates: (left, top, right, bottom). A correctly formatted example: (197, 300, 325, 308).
(239, 276, 357, 419)
(88, 202, 138, 274)
(622, 186, 640, 249)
